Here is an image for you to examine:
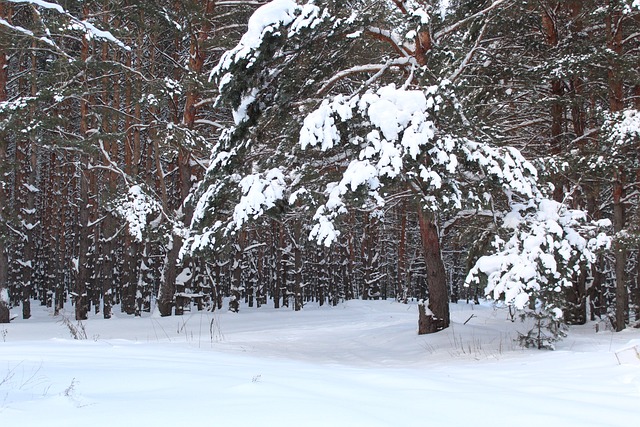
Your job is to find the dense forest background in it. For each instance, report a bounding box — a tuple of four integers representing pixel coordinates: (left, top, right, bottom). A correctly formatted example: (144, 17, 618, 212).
(0, 0, 639, 342)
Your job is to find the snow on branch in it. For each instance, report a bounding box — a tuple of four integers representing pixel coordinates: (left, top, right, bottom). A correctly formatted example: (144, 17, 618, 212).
(583, 109, 640, 172)
(211, 0, 327, 86)
(6, 0, 129, 51)
(115, 185, 162, 243)
(8, 0, 64, 13)
(231, 168, 287, 230)
(0, 17, 34, 37)
(300, 83, 539, 246)
(316, 58, 413, 96)
(465, 199, 611, 316)
(625, 0, 640, 12)
(606, 109, 640, 150)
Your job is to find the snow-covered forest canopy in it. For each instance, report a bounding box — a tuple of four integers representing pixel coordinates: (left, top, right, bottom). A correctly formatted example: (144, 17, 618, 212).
(0, 0, 639, 346)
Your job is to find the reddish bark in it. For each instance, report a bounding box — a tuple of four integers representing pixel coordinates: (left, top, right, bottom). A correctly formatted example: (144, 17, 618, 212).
(417, 208, 449, 334)
(0, 3, 9, 323)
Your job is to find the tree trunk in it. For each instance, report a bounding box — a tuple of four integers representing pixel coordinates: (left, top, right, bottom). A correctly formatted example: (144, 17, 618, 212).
(613, 177, 627, 331)
(565, 266, 587, 325)
(279, 224, 289, 308)
(363, 214, 380, 300)
(0, 160, 8, 322)
(0, 3, 10, 323)
(293, 221, 303, 311)
(607, 4, 627, 331)
(541, 4, 566, 202)
(229, 237, 243, 313)
(417, 208, 449, 334)
(0, 248, 8, 322)
(272, 220, 281, 309)
(157, 240, 178, 316)
(397, 201, 408, 303)
(75, 17, 92, 321)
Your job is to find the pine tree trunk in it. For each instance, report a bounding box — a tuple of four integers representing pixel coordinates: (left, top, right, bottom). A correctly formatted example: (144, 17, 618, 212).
(0, 4, 10, 323)
(363, 215, 380, 300)
(229, 239, 243, 313)
(76, 162, 91, 321)
(0, 247, 8, 323)
(280, 224, 289, 308)
(541, 4, 566, 202)
(272, 220, 281, 309)
(417, 208, 449, 334)
(0, 139, 8, 322)
(75, 18, 93, 321)
(293, 221, 303, 311)
(98, 38, 114, 319)
(607, 4, 627, 331)
(613, 177, 627, 331)
(158, 241, 178, 316)
(397, 201, 408, 303)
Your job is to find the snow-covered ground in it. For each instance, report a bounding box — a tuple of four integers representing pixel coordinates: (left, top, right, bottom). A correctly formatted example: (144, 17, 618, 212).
(1, 300, 639, 426)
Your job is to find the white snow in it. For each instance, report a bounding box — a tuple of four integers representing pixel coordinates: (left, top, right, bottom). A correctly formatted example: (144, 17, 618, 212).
(7, 0, 64, 14)
(232, 89, 258, 125)
(0, 18, 35, 38)
(212, 0, 301, 81)
(299, 84, 539, 246)
(115, 185, 161, 243)
(438, 0, 452, 19)
(6, 0, 129, 50)
(1, 300, 639, 427)
(231, 168, 287, 230)
(175, 268, 192, 286)
(467, 198, 612, 315)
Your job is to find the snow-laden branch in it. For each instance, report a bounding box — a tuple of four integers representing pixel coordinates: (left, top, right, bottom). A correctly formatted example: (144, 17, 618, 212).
(466, 199, 611, 316)
(316, 58, 413, 96)
(299, 83, 538, 246)
(231, 168, 287, 230)
(6, 0, 129, 51)
(606, 109, 640, 147)
(211, 0, 327, 85)
(115, 185, 163, 243)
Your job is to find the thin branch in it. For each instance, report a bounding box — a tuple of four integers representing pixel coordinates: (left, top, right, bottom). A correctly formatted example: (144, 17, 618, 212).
(434, 0, 513, 43)
(316, 58, 412, 96)
(365, 27, 413, 57)
(447, 21, 489, 83)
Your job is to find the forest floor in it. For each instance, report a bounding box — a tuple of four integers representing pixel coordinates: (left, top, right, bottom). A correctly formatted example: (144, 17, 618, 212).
(1, 299, 639, 426)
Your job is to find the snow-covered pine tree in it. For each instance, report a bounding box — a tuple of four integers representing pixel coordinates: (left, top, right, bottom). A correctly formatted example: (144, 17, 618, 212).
(188, 0, 546, 333)
(461, 0, 640, 330)
(465, 199, 611, 349)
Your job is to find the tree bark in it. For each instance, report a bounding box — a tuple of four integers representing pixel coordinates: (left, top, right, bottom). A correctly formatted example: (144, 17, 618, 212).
(229, 236, 244, 313)
(607, 3, 627, 331)
(75, 11, 93, 321)
(0, 2, 10, 323)
(541, 4, 565, 202)
(293, 220, 303, 311)
(417, 208, 449, 334)
(613, 176, 627, 331)
(397, 201, 408, 303)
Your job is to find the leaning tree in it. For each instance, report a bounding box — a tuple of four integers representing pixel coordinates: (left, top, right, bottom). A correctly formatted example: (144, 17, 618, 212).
(185, 0, 566, 333)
